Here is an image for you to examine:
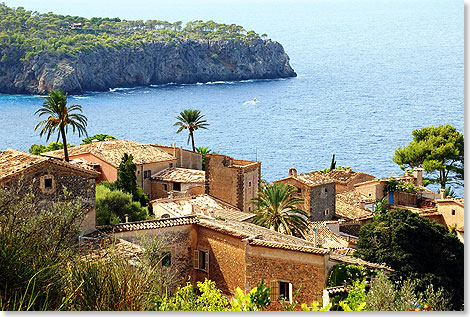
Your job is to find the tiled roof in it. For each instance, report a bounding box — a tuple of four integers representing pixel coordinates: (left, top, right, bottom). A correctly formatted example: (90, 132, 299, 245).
(151, 167, 205, 183)
(151, 194, 254, 222)
(277, 171, 334, 187)
(97, 215, 199, 233)
(42, 139, 176, 167)
(306, 222, 351, 249)
(327, 169, 375, 185)
(0, 149, 99, 183)
(198, 217, 329, 255)
(325, 285, 349, 295)
(329, 253, 394, 271)
(335, 189, 373, 220)
(80, 235, 145, 262)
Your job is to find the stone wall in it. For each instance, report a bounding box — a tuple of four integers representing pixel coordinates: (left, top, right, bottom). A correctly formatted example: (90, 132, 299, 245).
(155, 146, 202, 170)
(193, 226, 246, 296)
(3, 162, 96, 234)
(205, 154, 261, 212)
(112, 224, 197, 290)
(309, 183, 336, 221)
(245, 245, 326, 310)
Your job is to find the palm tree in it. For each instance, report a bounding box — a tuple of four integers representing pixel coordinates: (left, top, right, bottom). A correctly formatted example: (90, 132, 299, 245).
(251, 182, 309, 239)
(174, 109, 209, 152)
(35, 90, 87, 162)
(196, 146, 211, 170)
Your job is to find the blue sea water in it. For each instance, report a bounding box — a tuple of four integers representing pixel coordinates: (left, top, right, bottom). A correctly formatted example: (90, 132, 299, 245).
(0, 0, 464, 195)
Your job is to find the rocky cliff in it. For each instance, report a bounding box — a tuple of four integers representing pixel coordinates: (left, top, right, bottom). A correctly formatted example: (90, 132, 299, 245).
(0, 38, 296, 95)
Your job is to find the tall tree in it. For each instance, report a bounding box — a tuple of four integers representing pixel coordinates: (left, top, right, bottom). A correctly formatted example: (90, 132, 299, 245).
(251, 182, 309, 239)
(355, 208, 464, 310)
(35, 90, 87, 162)
(393, 125, 464, 189)
(174, 109, 209, 152)
(115, 153, 138, 199)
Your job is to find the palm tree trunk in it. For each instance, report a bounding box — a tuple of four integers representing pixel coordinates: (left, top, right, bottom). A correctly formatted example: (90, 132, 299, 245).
(190, 130, 196, 152)
(60, 125, 69, 162)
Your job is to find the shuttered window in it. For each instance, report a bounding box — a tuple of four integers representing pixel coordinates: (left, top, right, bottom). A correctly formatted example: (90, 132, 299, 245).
(269, 281, 279, 301)
(194, 250, 209, 272)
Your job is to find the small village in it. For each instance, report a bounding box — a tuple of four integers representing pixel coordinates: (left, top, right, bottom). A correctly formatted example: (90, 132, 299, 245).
(0, 91, 464, 311)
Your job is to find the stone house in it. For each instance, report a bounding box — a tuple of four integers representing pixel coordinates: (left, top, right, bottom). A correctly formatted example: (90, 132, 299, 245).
(327, 167, 375, 194)
(151, 194, 255, 222)
(275, 168, 336, 221)
(96, 213, 391, 310)
(0, 149, 99, 234)
(434, 191, 464, 243)
(42, 139, 177, 198)
(153, 144, 202, 170)
(353, 167, 440, 206)
(150, 167, 205, 199)
(205, 154, 261, 213)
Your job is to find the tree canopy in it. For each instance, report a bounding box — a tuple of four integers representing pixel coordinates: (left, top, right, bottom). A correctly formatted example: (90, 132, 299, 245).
(81, 133, 116, 145)
(0, 3, 264, 63)
(355, 208, 464, 310)
(392, 125, 464, 189)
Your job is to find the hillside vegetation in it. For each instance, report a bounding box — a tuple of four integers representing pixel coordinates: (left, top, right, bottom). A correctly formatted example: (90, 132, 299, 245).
(0, 3, 264, 62)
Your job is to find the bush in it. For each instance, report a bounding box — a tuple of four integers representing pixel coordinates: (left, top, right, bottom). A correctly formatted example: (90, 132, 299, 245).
(96, 184, 149, 225)
(0, 185, 88, 310)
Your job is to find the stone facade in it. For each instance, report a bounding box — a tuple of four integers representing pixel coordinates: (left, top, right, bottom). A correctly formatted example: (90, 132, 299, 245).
(1, 155, 98, 235)
(205, 154, 261, 212)
(112, 224, 197, 290)
(309, 183, 336, 221)
(154, 145, 202, 170)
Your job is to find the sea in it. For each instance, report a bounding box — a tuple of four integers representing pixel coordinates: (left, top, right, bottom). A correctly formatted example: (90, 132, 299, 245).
(0, 0, 464, 196)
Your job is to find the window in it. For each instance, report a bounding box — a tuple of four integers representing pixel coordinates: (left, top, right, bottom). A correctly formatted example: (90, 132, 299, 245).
(297, 187, 302, 194)
(248, 207, 251, 212)
(44, 178, 53, 189)
(40, 174, 55, 194)
(279, 282, 292, 303)
(452, 209, 456, 216)
(143, 170, 151, 179)
(163, 184, 168, 191)
(249, 181, 252, 188)
(161, 251, 171, 267)
(324, 208, 330, 216)
(194, 249, 209, 272)
(169, 163, 174, 168)
(173, 182, 181, 191)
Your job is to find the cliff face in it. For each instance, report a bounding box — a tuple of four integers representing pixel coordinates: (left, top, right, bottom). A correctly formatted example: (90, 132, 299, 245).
(0, 38, 296, 95)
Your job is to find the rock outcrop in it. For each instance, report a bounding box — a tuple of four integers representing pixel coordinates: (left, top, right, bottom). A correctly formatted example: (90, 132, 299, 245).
(0, 38, 296, 95)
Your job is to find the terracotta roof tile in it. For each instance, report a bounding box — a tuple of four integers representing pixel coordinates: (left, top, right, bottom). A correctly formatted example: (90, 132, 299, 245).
(0, 149, 99, 183)
(335, 189, 373, 220)
(151, 167, 205, 183)
(97, 215, 199, 233)
(327, 169, 375, 185)
(151, 194, 254, 222)
(198, 217, 329, 255)
(80, 235, 145, 262)
(306, 222, 351, 249)
(277, 171, 334, 187)
(42, 139, 176, 167)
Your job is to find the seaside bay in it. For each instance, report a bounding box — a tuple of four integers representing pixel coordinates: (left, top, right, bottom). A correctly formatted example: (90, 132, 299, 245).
(0, 0, 463, 195)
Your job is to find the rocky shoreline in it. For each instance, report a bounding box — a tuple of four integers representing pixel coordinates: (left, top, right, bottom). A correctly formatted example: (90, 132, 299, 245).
(0, 38, 296, 95)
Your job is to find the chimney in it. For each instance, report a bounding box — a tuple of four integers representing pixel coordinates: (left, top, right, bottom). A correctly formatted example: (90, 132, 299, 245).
(413, 168, 423, 186)
(313, 227, 318, 247)
(289, 168, 297, 177)
(405, 169, 411, 177)
(124, 214, 129, 223)
(440, 188, 446, 199)
(346, 166, 351, 173)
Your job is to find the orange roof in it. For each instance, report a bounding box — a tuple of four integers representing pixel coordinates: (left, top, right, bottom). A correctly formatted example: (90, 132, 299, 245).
(277, 171, 335, 187)
(327, 169, 375, 185)
(42, 139, 176, 167)
(307, 221, 352, 249)
(0, 149, 99, 183)
(151, 167, 205, 183)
